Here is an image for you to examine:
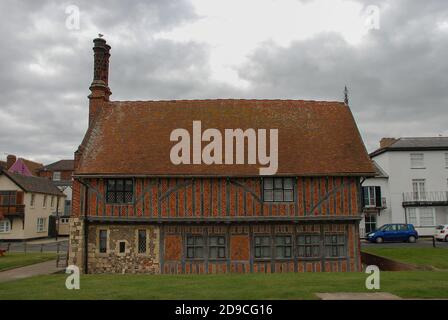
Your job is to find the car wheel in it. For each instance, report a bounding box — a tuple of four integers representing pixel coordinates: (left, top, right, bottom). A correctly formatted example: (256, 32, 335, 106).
(375, 237, 383, 244)
(445, 235, 448, 242)
(408, 236, 416, 243)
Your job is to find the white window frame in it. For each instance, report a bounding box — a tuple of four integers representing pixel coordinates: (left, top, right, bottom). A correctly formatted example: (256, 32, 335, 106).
(50, 196, 55, 208)
(363, 186, 377, 207)
(30, 194, 35, 208)
(445, 153, 448, 168)
(42, 195, 47, 208)
(53, 171, 61, 181)
(0, 220, 11, 233)
(410, 153, 425, 169)
(406, 207, 436, 227)
(37, 217, 47, 232)
(412, 179, 426, 200)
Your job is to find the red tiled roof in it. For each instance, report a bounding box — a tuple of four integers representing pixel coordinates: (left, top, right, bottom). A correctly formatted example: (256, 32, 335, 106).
(76, 99, 375, 176)
(19, 158, 43, 176)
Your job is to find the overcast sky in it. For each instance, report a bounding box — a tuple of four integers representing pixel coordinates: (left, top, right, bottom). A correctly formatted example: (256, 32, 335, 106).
(1, 0, 447, 164)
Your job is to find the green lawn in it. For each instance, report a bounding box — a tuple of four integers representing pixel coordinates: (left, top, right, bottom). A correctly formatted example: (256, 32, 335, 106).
(0, 271, 447, 300)
(362, 248, 448, 270)
(0, 253, 57, 272)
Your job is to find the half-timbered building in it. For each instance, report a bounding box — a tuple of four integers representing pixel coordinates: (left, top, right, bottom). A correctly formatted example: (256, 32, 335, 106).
(68, 38, 375, 274)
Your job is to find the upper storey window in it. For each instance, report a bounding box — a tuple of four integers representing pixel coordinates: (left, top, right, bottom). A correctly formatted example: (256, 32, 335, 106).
(106, 179, 133, 204)
(53, 171, 61, 181)
(410, 153, 425, 169)
(263, 178, 294, 202)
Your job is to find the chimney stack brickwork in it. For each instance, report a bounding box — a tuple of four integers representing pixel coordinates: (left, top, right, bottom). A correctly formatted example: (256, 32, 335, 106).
(380, 137, 398, 148)
(6, 154, 16, 169)
(88, 37, 111, 126)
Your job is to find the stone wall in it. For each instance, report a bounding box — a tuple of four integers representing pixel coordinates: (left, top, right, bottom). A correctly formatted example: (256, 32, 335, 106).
(86, 223, 160, 274)
(68, 217, 85, 272)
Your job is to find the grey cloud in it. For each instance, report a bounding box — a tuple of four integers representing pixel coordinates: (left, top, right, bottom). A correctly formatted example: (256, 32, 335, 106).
(0, 0, 447, 164)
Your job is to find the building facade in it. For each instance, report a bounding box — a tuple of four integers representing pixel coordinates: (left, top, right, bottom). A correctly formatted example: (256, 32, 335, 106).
(38, 160, 75, 235)
(362, 137, 448, 236)
(0, 169, 65, 240)
(68, 38, 375, 274)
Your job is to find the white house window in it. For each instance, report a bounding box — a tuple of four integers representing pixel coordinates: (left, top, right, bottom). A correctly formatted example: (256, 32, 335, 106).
(30, 194, 35, 207)
(43, 195, 47, 208)
(362, 186, 380, 207)
(0, 220, 11, 233)
(53, 171, 61, 181)
(407, 208, 418, 225)
(410, 153, 425, 169)
(406, 207, 435, 227)
(37, 217, 47, 232)
(50, 196, 55, 208)
(419, 208, 435, 227)
(412, 179, 426, 200)
(445, 153, 448, 168)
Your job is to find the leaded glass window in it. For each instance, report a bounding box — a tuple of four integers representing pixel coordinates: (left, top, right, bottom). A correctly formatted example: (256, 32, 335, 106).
(106, 179, 133, 204)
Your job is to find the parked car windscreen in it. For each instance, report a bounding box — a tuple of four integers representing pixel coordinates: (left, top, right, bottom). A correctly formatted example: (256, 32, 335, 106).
(436, 225, 444, 230)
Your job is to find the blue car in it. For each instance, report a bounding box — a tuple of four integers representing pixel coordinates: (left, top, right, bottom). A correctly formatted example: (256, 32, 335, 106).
(367, 224, 418, 243)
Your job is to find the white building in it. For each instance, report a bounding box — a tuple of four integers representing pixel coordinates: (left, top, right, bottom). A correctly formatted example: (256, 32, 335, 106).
(361, 137, 448, 237)
(0, 169, 65, 240)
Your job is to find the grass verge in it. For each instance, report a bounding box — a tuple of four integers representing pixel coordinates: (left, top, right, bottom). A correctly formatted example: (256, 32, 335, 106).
(0, 271, 447, 300)
(0, 253, 57, 272)
(362, 247, 448, 270)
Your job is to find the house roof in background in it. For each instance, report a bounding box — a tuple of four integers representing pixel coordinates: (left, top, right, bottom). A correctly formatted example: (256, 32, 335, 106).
(370, 137, 448, 157)
(76, 99, 375, 176)
(20, 158, 43, 175)
(372, 161, 388, 178)
(41, 160, 74, 172)
(1, 169, 64, 196)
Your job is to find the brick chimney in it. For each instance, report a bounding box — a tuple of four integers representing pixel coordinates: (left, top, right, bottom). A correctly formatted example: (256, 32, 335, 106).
(88, 37, 111, 126)
(6, 154, 16, 169)
(380, 137, 398, 148)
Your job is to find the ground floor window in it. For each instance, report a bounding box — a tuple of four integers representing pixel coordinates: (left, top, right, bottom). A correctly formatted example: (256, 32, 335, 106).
(186, 235, 204, 259)
(275, 236, 292, 258)
(365, 214, 377, 233)
(407, 207, 436, 227)
(254, 236, 271, 259)
(138, 229, 147, 254)
(99, 229, 108, 253)
(36, 217, 47, 232)
(0, 220, 11, 233)
(209, 235, 226, 259)
(324, 233, 346, 258)
(297, 234, 320, 258)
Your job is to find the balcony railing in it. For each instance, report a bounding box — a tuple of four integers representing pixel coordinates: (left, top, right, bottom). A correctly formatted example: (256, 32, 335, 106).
(402, 191, 448, 206)
(0, 204, 25, 217)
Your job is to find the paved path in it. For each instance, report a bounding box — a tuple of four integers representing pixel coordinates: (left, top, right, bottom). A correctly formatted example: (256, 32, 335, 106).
(0, 260, 64, 283)
(316, 292, 402, 300)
